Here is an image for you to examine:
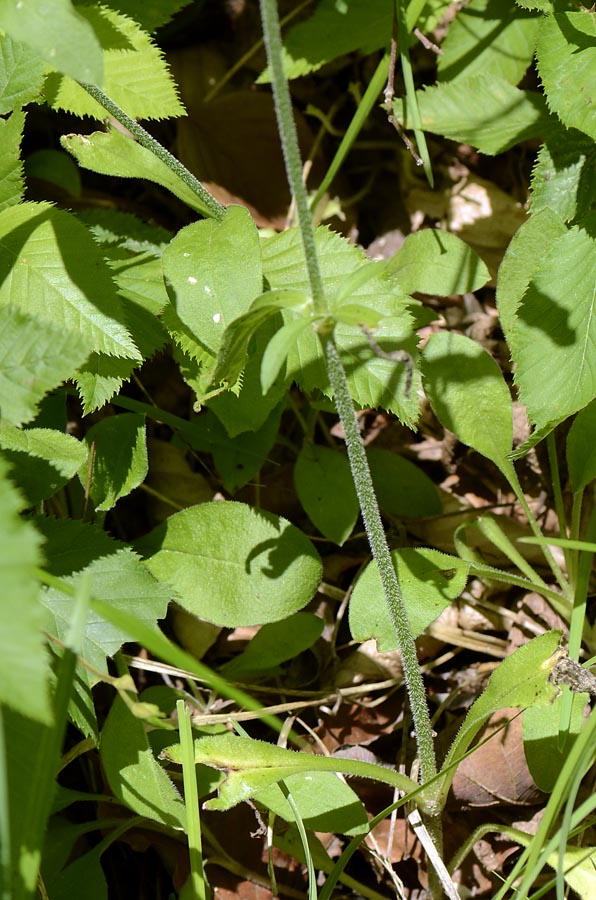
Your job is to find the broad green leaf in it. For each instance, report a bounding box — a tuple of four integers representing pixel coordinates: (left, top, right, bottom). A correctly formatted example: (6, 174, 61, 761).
(100, 695, 185, 828)
(0, 203, 140, 360)
(38, 518, 170, 680)
(44, 5, 185, 120)
(294, 444, 359, 545)
(80, 413, 147, 512)
(261, 227, 419, 424)
(387, 229, 490, 296)
(42, 843, 107, 900)
(137, 501, 322, 627)
(496, 207, 567, 350)
(0, 32, 46, 114)
(61, 127, 212, 217)
(258, 0, 449, 81)
(162, 734, 420, 811)
(349, 548, 469, 650)
(24, 149, 81, 199)
(530, 128, 596, 223)
(0, 307, 88, 426)
(523, 690, 588, 791)
(220, 613, 324, 680)
(426, 630, 562, 809)
(394, 75, 551, 155)
(79, 207, 171, 254)
(422, 332, 513, 469)
(254, 771, 368, 837)
(367, 447, 442, 518)
(0, 0, 103, 84)
(536, 11, 596, 140)
(0, 423, 87, 505)
(438, 0, 540, 85)
(163, 206, 263, 355)
(567, 399, 596, 493)
(0, 107, 25, 210)
(0, 458, 49, 722)
(261, 317, 311, 394)
(512, 224, 596, 427)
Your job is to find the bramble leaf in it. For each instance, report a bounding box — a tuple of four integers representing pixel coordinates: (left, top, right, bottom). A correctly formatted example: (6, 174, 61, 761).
(0, 307, 88, 427)
(0, 109, 26, 211)
(0, 458, 49, 723)
(393, 74, 552, 155)
(536, 11, 596, 140)
(0, 32, 46, 114)
(0, 423, 87, 505)
(44, 5, 185, 121)
(0, 202, 140, 360)
(437, 0, 540, 85)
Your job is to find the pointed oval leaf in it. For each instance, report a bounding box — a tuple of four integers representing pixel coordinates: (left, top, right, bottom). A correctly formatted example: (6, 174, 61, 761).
(162, 206, 262, 354)
(512, 224, 596, 427)
(349, 548, 469, 650)
(101, 695, 185, 828)
(387, 229, 490, 296)
(137, 501, 322, 627)
(254, 771, 368, 836)
(294, 444, 359, 545)
(367, 447, 442, 518)
(220, 612, 324, 680)
(422, 332, 513, 467)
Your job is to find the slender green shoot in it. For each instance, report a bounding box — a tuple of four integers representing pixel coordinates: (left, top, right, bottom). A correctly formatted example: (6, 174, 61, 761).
(279, 782, 317, 900)
(176, 700, 207, 900)
(394, 0, 433, 186)
(310, 53, 390, 214)
(78, 82, 226, 222)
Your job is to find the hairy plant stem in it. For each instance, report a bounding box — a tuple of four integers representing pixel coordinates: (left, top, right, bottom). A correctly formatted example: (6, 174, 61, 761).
(258, 0, 326, 316)
(324, 340, 437, 783)
(259, 0, 437, 785)
(78, 82, 226, 222)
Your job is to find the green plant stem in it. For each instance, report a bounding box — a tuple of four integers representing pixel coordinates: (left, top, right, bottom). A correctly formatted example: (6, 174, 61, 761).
(77, 82, 226, 222)
(177, 700, 207, 900)
(324, 339, 437, 785)
(310, 53, 390, 214)
(258, 0, 326, 315)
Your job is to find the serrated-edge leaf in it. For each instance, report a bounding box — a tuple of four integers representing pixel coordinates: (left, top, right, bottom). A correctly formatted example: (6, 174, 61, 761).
(0, 32, 46, 113)
(536, 11, 596, 140)
(0, 458, 50, 722)
(81, 413, 148, 511)
(0, 202, 140, 360)
(0, 107, 25, 211)
(0, 422, 87, 504)
(0, 306, 88, 426)
(437, 0, 540, 85)
(394, 74, 552, 155)
(530, 129, 596, 223)
(44, 5, 185, 120)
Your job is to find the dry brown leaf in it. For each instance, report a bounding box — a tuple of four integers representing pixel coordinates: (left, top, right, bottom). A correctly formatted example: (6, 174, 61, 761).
(451, 709, 543, 807)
